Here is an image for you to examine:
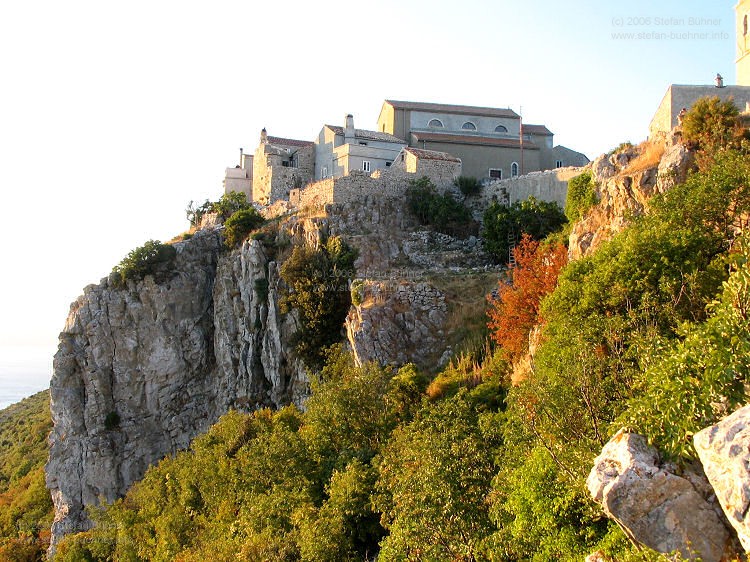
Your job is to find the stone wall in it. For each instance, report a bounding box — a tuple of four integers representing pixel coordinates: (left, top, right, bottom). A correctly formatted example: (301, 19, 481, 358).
(475, 166, 582, 211)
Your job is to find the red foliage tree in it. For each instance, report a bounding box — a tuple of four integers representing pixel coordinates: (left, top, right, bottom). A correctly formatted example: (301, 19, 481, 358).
(486, 235, 568, 361)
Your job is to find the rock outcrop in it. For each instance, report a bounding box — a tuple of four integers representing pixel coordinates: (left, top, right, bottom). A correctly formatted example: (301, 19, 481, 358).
(346, 280, 448, 369)
(46, 230, 306, 551)
(587, 429, 738, 561)
(569, 137, 694, 260)
(694, 405, 750, 554)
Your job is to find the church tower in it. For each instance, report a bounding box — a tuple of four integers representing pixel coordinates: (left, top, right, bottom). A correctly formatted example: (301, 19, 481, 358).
(737, 0, 750, 85)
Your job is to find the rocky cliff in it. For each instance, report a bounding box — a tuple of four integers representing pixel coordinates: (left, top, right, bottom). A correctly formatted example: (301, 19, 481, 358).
(46, 197, 497, 551)
(46, 228, 307, 549)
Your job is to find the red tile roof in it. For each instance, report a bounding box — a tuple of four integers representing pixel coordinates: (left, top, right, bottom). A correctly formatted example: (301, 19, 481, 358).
(522, 124, 553, 136)
(411, 132, 538, 150)
(385, 100, 520, 119)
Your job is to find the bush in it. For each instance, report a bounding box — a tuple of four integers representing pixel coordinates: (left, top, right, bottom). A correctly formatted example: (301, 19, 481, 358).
(406, 177, 476, 237)
(186, 191, 252, 228)
(565, 171, 598, 223)
(682, 96, 743, 156)
(111, 240, 177, 288)
(482, 196, 567, 263)
(454, 176, 482, 197)
(280, 236, 358, 369)
(104, 411, 120, 431)
(350, 279, 365, 307)
(223, 208, 265, 249)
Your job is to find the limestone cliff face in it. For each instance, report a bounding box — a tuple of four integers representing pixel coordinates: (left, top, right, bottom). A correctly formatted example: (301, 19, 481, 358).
(46, 229, 306, 549)
(568, 137, 695, 260)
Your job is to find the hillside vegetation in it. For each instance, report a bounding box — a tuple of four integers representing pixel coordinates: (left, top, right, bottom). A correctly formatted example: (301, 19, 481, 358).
(50, 99, 750, 560)
(0, 391, 53, 561)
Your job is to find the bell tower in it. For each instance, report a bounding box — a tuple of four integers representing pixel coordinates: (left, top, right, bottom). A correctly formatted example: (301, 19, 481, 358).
(737, 0, 750, 85)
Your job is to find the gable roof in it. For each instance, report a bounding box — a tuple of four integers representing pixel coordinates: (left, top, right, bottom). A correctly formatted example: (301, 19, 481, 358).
(411, 131, 538, 150)
(523, 124, 553, 136)
(384, 100, 520, 119)
(325, 125, 405, 144)
(403, 147, 461, 162)
(267, 135, 313, 147)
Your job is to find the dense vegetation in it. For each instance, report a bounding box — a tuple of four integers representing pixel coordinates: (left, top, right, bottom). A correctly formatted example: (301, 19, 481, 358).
(482, 196, 567, 263)
(222, 207, 265, 249)
(0, 391, 53, 561)
(280, 236, 358, 369)
(111, 240, 177, 288)
(564, 170, 598, 223)
(406, 177, 477, 237)
(454, 175, 482, 197)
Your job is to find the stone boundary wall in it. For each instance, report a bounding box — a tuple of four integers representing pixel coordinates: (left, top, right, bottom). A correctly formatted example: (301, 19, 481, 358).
(290, 159, 460, 210)
(479, 167, 583, 210)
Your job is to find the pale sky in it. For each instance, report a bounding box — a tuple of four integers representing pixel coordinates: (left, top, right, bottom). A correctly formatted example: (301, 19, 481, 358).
(0, 0, 737, 381)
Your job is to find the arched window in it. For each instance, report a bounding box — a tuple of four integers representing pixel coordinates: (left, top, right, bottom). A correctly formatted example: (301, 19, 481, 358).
(462, 121, 477, 130)
(744, 14, 748, 36)
(511, 162, 519, 177)
(495, 125, 508, 133)
(428, 119, 444, 128)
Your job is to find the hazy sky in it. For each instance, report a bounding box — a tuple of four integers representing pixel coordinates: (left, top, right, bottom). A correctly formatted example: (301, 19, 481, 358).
(0, 1, 738, 371)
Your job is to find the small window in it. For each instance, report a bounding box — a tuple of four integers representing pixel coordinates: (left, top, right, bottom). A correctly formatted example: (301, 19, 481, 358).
(428, 119, 444, 128)
(489, 168, 502, 179)
(385, 161, 392, 167)
(511, 162, 519, 177)
(745, 14, 748, 36)
(556, 160, 563, 168)
(462, 122, 477, 130)
(359, 141, 368, 146)
(362, 160, 371, 172)
(321, 166, 328, 179)
(495, 125, 508, 133)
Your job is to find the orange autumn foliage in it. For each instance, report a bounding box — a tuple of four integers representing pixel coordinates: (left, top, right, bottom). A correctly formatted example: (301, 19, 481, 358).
(486, 235, 568, 362)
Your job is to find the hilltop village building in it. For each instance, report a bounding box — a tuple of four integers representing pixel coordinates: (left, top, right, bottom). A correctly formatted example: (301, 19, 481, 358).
(224, 99, 589, 205)
(649, 2, 750, 137)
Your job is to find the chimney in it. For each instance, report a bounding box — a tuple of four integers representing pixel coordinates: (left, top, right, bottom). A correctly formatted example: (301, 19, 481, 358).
(344, 114, 355, 143)
(239, 147, 244, 167)
(260, 128, 268, 144)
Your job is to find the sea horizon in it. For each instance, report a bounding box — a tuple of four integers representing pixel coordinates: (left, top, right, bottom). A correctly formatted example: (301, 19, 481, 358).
(0, 345, 54, 411)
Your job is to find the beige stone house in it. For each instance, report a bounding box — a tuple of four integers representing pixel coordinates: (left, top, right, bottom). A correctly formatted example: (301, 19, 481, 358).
(314, 115, 406, 180)
(376, 100, 588, 181)
(251, 129, 314, 205)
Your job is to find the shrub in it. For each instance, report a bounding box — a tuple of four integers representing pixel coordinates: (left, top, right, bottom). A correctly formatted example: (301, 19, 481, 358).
(454, 176, 482, 197)
(111, 240, 177, 287)
(564, 171, 598, 223)
(104, 411, 120, 431)
(186, 191, 252, 228)
(223, 207, 265, 249)
(406, 177, 476, 237)
(682, 96, 741, 154)
(280, 236, 358, 369)
(350, 279, 365, 307)
(482, 196, 567, 263)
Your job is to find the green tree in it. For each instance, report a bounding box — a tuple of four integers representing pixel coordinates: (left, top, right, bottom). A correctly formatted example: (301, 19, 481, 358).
(223, 208, 265, 249)
(564, 171, 598, 223)
(681, 96, 741, 155)
(482, 196, 567, 263)
(280, 237, 358, 369)
(406, 177, 476, 237)
(111, 240, 177, 288)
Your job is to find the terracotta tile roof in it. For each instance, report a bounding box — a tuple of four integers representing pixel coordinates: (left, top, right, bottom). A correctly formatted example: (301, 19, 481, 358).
(325, 125, 406, 144)
(403, 147, 461, 162)
(522, 124, 553, 136)
(267, 135, 313, 147)
(385, 100, 520, 119)
(411, 131, 538, 150)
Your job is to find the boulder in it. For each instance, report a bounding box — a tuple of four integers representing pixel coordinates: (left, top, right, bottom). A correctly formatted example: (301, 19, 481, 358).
(694, 405, 750, 553)
(587, 429, 738, 561)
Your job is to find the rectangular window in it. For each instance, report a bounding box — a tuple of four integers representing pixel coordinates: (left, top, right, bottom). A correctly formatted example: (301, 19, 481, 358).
(385, 161, 392, 167)
(359, 141, 368, 146)
(362, 160, 371, 172)
(322, 166, 328, 179)
(556, 160, 563, 168)
(489, 168, 502, 179)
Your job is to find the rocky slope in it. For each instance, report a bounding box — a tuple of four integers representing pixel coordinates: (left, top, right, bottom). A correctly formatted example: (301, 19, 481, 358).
(46, 197, 497, 551)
